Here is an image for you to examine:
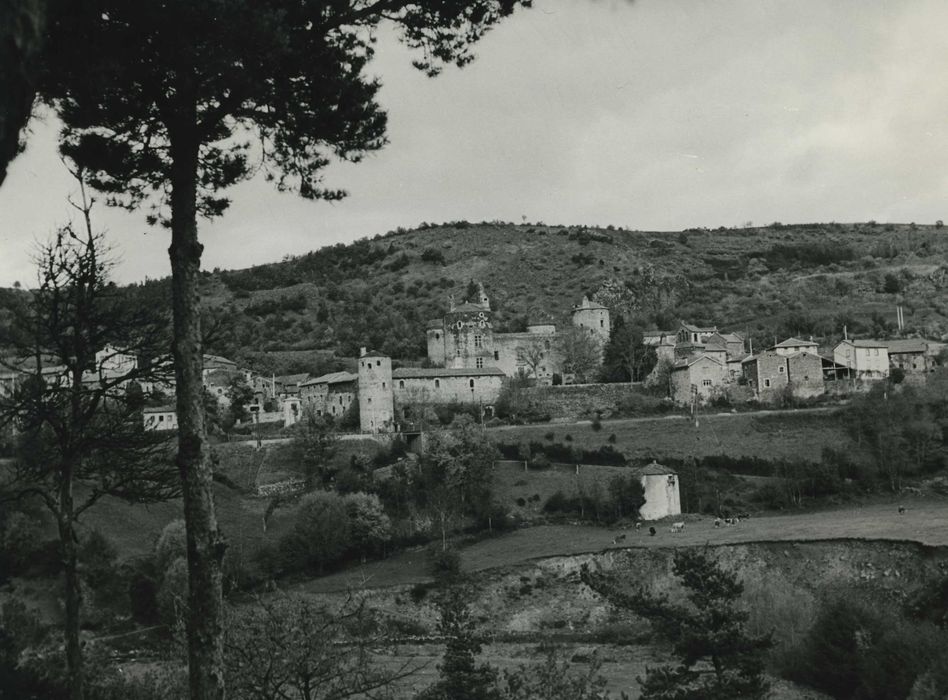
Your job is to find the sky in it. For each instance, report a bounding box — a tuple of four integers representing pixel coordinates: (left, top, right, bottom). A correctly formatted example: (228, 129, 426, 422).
(2, 0, 948, 286)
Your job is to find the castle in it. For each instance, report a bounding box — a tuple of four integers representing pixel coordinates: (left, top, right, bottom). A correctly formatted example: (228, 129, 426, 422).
(425, 282, 610, 382)
(352, 284, 612, 433)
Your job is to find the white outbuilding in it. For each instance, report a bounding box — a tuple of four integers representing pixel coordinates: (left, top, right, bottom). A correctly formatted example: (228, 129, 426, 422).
(636, 461, 682, 521)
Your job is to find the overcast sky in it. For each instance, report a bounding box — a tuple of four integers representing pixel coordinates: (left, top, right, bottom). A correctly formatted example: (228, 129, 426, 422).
(2, 0, 947, 286)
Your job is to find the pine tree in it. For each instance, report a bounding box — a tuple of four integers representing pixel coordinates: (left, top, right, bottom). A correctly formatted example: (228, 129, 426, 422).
(581, 548, 772, 700)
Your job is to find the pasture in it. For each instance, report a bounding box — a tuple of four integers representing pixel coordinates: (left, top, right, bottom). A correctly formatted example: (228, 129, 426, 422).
(299, 500, 948, 594)
(490, 409, 857, 463)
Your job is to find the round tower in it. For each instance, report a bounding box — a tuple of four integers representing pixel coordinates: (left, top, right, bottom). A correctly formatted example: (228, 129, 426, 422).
(426, 319, 446, 367)
(571, 296, 611, 349)
(358, 348, 394, 433)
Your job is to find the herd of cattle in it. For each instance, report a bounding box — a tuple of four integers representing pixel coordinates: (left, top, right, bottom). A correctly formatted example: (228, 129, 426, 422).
(611, 512, 753, 544)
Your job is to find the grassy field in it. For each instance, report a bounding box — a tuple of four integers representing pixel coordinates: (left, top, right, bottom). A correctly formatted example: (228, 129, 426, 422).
(490, 409, 857, 463)
(298, 499, 948, 594)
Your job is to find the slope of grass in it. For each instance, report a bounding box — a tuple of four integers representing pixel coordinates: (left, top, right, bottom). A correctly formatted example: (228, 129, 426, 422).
(100, 221, 948, 375)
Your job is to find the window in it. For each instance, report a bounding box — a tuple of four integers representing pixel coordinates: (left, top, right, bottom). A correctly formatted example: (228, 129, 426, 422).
(475, 358, 484, 368)
(494, 351, 499, 361)
(778, 366, 785, 374)
(382, 381, 386, 388)
(874, 349, 879, 356)
(158, 415, 164, 422)
(600, 319, 604, 328)
(764, 379, 771, 388)
(339, 396, 343, 404)
(435, 379, 440, 388)
(376, 360, 381, 366)
(469, 379, 475, 388)
(702, 379, 712, 387)
(435, 333, 440, 340)
(474, 335, 483, 348)
(367, 397, 372, 404)
(399, 380, 405, 388)
(456, 347, 461, 357)
(803, 375, 809, 381)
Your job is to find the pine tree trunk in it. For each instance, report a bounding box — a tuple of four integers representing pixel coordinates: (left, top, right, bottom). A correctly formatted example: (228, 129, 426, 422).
(58, 510, 83, 700)
(169, 130, 226, 700)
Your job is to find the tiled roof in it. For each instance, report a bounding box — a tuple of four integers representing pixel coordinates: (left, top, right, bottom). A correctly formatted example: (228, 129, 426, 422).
(449, 303, 491, 314)
(672, 354, 725, 369)
(878, 339, 928, 354)
(393, 367, 506, 378)
(301, 371, 357, 386)
(774, 337, 817, 348)
(838, 339, 888, 349)
(275, 373, 310, 385)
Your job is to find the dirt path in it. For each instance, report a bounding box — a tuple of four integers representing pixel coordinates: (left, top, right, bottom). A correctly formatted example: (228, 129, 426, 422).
(298, 500, 948, 594)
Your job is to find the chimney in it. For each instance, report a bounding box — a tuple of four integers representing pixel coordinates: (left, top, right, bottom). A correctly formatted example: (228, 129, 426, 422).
(359, 347, 367, 357)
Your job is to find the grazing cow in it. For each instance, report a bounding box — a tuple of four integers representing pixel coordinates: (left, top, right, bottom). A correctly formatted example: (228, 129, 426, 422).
(613, 534, 627, 544)
(634, 521, 643, 531)
(898, 505, 906, 515)
(648, 526, 657, 536)
(714, 518, 723, 528)
(670, 521, 685, 533)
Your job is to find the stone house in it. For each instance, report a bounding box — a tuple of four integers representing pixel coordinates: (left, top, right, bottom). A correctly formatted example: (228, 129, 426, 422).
(669, 354, 727, 404)
(772, 337, 819, 356)
(299, 371, 357, 418)
(833, 340, 889, 380)
(742, 350, 824, 401)
(635, 461, 682, 521)
(677, 322, 718, 345)
(878, 339, 934, 374)
(706, 331, 745, 359)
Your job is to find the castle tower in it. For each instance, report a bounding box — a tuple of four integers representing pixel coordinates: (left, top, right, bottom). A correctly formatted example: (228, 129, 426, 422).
(358, 348, 394, 433)
(571, 296, 611, 350)
(476, 281, 490, 310)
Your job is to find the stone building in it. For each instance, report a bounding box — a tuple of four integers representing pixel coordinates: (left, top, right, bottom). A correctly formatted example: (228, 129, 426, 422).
(833, 339, 889, 380)
(669, 354, 727, 404)
(358, 349, 395, 434)
(425, 282, 610, 381)
(772, 337, 818, 356)
(878, 339, 934, 374)
(706, 331, 746, 359)
(393, 367, 505, 406)
(635, 461, 682, 521)
(357, 349, 505, 433)
(741, 350, 824, 401)
(299, 371, 357, 418)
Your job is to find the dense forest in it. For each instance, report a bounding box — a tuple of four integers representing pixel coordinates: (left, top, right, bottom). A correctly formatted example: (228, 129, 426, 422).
(5, 220, 948, 376)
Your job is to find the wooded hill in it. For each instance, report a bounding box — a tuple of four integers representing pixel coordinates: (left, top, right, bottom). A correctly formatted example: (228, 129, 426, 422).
(7, 220, 948, 377)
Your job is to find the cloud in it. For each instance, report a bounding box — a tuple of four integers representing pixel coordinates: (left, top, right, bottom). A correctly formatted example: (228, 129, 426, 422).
(2, 0, 948, 284)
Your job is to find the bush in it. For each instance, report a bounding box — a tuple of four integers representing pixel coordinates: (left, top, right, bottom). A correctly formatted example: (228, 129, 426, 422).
(279, 491, 351, 573)
(783, 597, 947, 700)
(154, 519, 187, 574)
(156, 557, 189, 630)
(428, 547, 461, 582)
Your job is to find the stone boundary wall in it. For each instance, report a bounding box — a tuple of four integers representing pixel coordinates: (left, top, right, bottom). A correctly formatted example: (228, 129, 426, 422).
(519, 383, 640, 420)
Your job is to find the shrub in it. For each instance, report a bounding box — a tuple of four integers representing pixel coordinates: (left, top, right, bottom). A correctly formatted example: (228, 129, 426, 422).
(154, 519, 187, 574)
(279, 491, 351, 573)
(607, 433, 616, 443)
(428, 547, 461, 582)
(590, 417, 602, 431)
(156, 557, 189, 630)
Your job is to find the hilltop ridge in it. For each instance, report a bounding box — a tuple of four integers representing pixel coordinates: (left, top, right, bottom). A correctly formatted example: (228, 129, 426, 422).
(9, 220, 948, 376)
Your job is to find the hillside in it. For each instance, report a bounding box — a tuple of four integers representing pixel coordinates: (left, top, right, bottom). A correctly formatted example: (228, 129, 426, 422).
(32, 221, 948, 374)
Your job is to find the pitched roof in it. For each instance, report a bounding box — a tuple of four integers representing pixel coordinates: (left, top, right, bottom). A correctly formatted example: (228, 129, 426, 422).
(275, 373, 310, 386)
(837, 339, 888, 349)
(672, 354, 725, 370)
(635, 461, 677, 476)
(426, 318, 444, 330)
(878, 339, 928, 354)
(774, 337, 818, 348)
(301, 371, 357, 386)
(392, 367, 506, 379)
(143, 405, 176, 414)
(680, 322, 717, 333)
(203, 354, 236, 367)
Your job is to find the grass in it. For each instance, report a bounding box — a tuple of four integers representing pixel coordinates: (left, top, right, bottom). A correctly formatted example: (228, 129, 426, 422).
(491, 409, 857, 463)
(495, 460, 628, 517)
(298, 500, 948, 594)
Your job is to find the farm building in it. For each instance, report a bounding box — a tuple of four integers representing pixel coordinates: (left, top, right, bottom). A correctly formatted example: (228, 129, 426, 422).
(635, 461, 681, 520)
